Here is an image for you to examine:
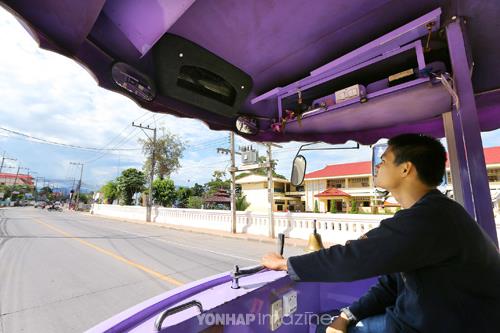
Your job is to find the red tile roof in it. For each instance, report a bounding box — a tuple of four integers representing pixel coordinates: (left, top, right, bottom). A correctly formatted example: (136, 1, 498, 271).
(0, 173, 34, 185)
(445, 146, 500, 167)
(314, 188, 351, 197)
(0, 173, 33, 179)
(306, 146, 500, 179)
(306, 161, 371, 179)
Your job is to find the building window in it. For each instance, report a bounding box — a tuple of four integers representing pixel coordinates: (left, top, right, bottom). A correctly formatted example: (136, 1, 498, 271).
(487, 169, 498, 182)
(327, 179, 344, 188)
(348, 177, 369, 188)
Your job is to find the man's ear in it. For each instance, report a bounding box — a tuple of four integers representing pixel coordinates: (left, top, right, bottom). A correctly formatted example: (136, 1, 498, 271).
(401, 162, 413, 177)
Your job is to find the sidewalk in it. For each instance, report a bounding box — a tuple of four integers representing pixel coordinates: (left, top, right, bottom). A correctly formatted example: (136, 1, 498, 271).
(79, 211, 334, 249)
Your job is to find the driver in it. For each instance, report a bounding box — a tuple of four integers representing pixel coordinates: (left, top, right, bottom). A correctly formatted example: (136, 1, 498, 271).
(262, 133, 500, 333)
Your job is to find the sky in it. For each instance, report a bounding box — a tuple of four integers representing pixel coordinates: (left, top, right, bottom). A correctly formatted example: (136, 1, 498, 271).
(0, 7, 498, 191)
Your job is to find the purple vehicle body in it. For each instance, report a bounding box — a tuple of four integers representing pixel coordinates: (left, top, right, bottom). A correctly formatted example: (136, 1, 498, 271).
(1, 0, 498, 332)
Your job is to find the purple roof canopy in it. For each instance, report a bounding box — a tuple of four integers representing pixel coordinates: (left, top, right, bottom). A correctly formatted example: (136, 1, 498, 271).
(2, 0, 499, 145)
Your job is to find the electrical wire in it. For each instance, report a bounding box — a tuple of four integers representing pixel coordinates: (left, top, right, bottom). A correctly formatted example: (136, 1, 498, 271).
(0, 126, 142, 151)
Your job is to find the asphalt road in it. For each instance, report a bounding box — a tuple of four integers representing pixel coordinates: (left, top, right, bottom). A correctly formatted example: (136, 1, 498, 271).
(0, 207, 305, 333)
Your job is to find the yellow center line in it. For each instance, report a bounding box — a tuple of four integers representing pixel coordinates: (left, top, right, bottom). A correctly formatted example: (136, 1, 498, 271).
(34, 218, 183, 287)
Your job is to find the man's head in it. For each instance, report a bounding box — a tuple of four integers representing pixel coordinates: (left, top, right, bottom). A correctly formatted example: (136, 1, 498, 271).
(374, 134, 447, 191)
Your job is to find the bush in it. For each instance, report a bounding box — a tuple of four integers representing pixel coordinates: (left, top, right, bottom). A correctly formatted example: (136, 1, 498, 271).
(329, 201, 337, 213)
(187, 196, 203, 209)
(153, 178, 176, 207)
(236, 194, 250, 211)
(314, 200, 320, 213)
(350, 199, 358, 213)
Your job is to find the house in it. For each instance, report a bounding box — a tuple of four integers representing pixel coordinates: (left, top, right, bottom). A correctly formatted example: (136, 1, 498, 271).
(235, 174, 304, 212)
(305, 161, 374, 213)
(304, 146, 500, 213)
(204, 188, 231, 209)
(0, 173, 34, 187)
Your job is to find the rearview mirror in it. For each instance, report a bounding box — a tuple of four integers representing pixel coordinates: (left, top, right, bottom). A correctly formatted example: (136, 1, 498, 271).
(235, 116, 258, 135)
(112, 62, 156, 101)
(291, 155, 306, 186)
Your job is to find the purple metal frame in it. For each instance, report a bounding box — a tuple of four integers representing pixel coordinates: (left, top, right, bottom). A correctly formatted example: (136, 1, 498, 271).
(87, 269, 376, 332)
(445, 18, 498, 247)
(251, 8, 441, 105)
(102, 0, 196, 57)
(2, 4, 498, 333)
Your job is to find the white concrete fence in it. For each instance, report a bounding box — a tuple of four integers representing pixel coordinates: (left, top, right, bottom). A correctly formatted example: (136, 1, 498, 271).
(91, 204, 391, 244)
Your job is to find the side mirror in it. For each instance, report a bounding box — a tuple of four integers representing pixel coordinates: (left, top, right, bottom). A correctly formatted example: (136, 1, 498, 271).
(235, 116, 258, 135)
(291, 155, 307, 186)
(371, 143, 388, 176)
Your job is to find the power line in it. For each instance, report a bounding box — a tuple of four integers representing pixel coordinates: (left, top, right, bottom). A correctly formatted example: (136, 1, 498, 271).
(0, 127, 142, 152)
(85, 128, 143, 163)
(101, 112, 162, 149)
(84, 114, 170, 164)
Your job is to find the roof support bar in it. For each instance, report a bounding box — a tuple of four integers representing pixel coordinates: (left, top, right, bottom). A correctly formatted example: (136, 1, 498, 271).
(444, 17, 498, 247)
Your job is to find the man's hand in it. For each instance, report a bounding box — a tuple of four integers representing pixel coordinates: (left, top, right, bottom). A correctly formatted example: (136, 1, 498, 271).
(261, 252, 288, 271)
(326, 312, 350, 333)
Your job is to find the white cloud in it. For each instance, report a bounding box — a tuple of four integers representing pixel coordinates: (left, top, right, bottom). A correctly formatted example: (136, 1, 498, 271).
(0, 8, 233, 188)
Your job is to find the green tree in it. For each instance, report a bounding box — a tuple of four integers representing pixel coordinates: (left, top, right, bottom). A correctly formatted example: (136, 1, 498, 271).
(153, 178, 176, 207)
(349, 199, 358, 213)
(330, 200, 337, 213)
(191, 183, 205, 197)
(3, 184, 29, 200)
(0, 185, 11, 200)
(100, 181, 118, 204)
(187, 196, 203, 209)
(236, 193, 250, 211)
(78, 193, 90, 204)
(176, 186, 192, 208)
(140, 128, 186, 179)
(39, 186, 53, 201)
(116, 168, 146, 205)
(314, 200, 320, 213)
(205, 170, 230, 195)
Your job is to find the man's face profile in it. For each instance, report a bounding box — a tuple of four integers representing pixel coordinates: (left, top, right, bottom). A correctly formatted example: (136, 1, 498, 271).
(373, 147, 400, 190)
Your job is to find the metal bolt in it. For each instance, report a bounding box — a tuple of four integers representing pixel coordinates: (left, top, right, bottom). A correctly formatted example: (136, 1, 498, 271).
(241, 85, 245, 89)
(179, 53, 184, 58)
(451, 16, 457, 21)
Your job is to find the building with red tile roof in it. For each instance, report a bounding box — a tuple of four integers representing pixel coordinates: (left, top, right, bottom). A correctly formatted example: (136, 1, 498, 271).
(303, 146, 500, 213)
(0, 173, 34, 186)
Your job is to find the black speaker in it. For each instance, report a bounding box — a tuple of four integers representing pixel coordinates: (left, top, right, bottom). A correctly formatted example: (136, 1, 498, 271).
(153, 33, 252, 117)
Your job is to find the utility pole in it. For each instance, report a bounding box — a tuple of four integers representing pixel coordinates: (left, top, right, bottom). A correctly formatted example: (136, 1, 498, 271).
(34, 176, 43, 200)
(217, 133, 241, 233)
(267, 144, 274, 238)
(13, 165, 27, 185)
(265, 142, 282, 239)
(13, 165, 21, 185)
(229, 132, 237, 233)
(132, 122, 156, 222)
(70, 162, 84, 210)
(0, 152, 16, 173)
(28, 170, 36, 199)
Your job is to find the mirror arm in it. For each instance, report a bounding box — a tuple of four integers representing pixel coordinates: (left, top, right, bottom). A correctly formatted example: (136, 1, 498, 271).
(300, 142, 360, 152)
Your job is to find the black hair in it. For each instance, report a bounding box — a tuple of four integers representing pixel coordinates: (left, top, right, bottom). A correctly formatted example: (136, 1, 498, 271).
(388, 133, 447, 187)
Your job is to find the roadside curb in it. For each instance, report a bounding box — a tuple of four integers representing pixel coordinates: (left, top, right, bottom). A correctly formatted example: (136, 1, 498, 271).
(76, 211, 334, 249)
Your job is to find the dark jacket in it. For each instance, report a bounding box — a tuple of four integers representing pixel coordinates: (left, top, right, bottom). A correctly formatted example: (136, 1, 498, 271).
(288, 190, 500, 333)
